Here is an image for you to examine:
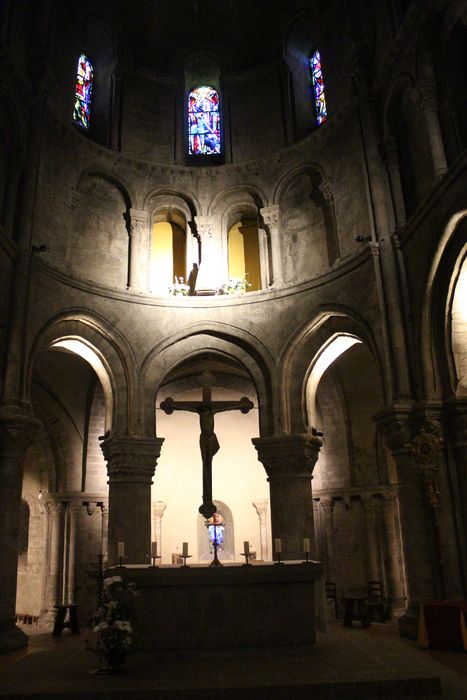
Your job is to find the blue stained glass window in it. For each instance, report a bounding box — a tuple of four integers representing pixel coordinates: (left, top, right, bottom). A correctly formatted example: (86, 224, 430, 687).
(188, 86, 221, 155)
(207, 512, 225, 549)
(310, 50, 327, 126)
(73, 54, 93, 129)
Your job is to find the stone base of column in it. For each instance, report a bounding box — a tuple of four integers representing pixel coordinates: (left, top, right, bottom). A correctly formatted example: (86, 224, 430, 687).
(398, 603, 420, 640)
(0, 621, 28, 652)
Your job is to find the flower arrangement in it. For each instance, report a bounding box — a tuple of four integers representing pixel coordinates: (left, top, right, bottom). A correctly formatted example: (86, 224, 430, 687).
(218, 275, 251, 295)
(169, 277, 190, 296)
(87, 575, 138, 673)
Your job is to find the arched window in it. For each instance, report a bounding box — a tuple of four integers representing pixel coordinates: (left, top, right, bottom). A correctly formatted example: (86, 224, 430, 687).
(227, 220, 262, 292)
(310, 50, 327, 126)
(188, 86, 221, 155)
(73, 53, 93, 129)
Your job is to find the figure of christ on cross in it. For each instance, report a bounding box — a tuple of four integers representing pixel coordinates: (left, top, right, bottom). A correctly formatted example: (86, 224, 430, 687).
(160, 371, 254, 519)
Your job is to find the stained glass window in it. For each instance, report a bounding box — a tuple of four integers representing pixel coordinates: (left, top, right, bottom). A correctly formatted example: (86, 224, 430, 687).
(207, 512, 225, 550)
(188, 86, 221, 155)
(310, 50, 327, 126)
(73, 54, 93, 129)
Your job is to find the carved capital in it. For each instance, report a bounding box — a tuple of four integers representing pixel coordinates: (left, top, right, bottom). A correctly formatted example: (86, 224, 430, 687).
(260, 205, 280, 227)
(0, 406, 41, 459)
(374, 403, 414, 455)
(100, 436, 165, 484)
(414, 83, 439, 114)
(194, 215, 214, 239)
(252, 434, 321, 480)
(319, 495, 335, 514)
(252, 499, 269, 518)
(45, 501, 65, 516)
(129, 209, 149, 237)
(152, 500, 167, 520)
(318, 180, 333, 202)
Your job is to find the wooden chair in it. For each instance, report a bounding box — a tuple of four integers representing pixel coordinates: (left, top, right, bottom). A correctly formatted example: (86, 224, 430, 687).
(367, 580, 388, 622)
(52, 604, 80, 636)
(325, 581, 339, 619)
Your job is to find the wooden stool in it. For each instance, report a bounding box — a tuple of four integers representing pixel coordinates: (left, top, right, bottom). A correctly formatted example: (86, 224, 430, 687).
(53, 604, 80, 636)
(343, 597, 370, 628)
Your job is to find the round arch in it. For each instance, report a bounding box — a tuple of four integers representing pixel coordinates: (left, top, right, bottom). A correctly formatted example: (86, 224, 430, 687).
(279, 310, 386, 434)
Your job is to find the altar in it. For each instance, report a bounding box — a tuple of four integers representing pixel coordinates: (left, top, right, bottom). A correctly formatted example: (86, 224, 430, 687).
(108, 561, 322, 650)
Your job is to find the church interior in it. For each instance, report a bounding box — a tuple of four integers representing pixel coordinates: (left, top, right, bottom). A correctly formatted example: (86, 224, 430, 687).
(1, 0, 467, 695)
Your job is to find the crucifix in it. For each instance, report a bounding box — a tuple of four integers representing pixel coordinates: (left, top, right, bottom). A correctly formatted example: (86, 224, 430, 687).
(160, 370, 254, 519)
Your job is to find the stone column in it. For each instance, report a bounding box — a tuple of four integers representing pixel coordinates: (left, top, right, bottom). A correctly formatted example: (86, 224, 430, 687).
(100, 504, 109, 558)
(66, 502, 81, 604)
(376, 406, 435, 638)
(382, 138, 406, 228)
(252, 434, 322, 560)
(319, 496, 336, 581)
(258, 228, 271, 289)
(194, 216, 222, 293)
(100, 436, 164, 565)
(260, 206, 283, 287)
(128, 209, 150, 292)
(381, 492, 406, 611)
(361, 494, 381, 582)
(414, 83, 448, 178)
(152, 500, 167, 558)
(252, 499, 269, 561)
(0, 408, 40, 651)
(44, 501, 64, 618)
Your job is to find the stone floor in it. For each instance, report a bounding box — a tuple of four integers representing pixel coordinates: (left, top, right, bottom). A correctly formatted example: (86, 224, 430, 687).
(0, 621, 466, 699)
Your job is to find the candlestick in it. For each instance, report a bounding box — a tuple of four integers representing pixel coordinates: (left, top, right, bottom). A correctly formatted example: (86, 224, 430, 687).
(151, 541, 158, 558)
(243, 540, 250, 556)
(182, 542, 188, 558)
(303, 537, 310, 553)
(117, 541, 125, 558)
(274, 538, 282, 554)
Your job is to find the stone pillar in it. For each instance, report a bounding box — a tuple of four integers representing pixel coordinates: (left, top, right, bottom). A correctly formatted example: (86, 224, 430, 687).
(361, 494, 381, 582)
(152, 500, 167, 558)
(128, 209, 150, 292)
(252, 499, 269, 561)
(252, 434, 322, 560)
(100, 504, 109, 558)
(258, 228, 271, 289)
(194, 216, 222, 293)
(376, 406, 435, 638)
(44, 501, 64, 617)
(319, 496, 336, 581)
(260, 206, 283, 287)
(382, 138, 406, 228)
(100, 436, 164, 565)
(66, 502, 81, 604)
(381, 492, 406, 611)
(0, 409, 40, 651)
(414, 83, 448, 178)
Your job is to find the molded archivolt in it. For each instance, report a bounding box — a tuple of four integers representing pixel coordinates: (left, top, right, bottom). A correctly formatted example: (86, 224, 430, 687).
(279, 310, 386, 435)
(70, 171, 132, 289)
(27, 313, 135, 435)
(139, 324, 277, 437)
(274, 165, 339, 281)
(420, 211, 467, 400)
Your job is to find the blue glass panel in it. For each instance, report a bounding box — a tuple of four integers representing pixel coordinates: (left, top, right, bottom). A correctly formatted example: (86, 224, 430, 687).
(310, 50, 327, 126)
(73, 54, 93, 129)
(188, 86, 221, 155)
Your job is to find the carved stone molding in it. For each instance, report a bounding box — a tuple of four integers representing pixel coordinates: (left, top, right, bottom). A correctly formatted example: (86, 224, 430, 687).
(318, 180, 333, 202)
(414, 83, 439, 114)
(0, 407, 41, 459)
(374, 403, 414, 455)
(252, 434, 322, 480)
(129, 209, 150, 235)
(100, 436, 165, 484)
(194, 216, 214, 239)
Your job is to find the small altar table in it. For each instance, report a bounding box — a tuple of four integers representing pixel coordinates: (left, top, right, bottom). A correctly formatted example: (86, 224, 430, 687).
(108, 561, 321, 650)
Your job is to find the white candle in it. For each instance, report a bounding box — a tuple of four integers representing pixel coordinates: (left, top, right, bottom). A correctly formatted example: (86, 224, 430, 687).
(151, 541, 158, 558)
(303, 537, 310, 553)
(274, 538, 282, 554)
(243, 540, 250, 556)
(117, 541, 125, 558)
(182, 542, 188, 557)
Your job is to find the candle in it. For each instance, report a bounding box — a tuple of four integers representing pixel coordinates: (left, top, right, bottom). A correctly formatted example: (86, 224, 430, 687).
(303, 537, 310, 553)
(117, 541, 125, 558)
(151, 541, 158, 558)
(274, 537, 282, 554)
(243, 540, 250, 556)
(182, 542, 188, 557)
